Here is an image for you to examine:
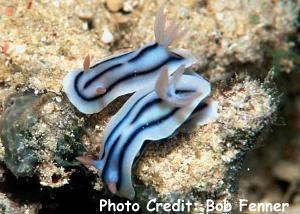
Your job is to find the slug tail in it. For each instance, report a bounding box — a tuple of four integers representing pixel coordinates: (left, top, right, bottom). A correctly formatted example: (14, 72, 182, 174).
(108, 182, 117, 194)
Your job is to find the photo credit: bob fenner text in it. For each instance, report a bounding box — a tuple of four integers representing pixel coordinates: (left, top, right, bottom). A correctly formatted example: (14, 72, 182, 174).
(99, 198, 289, 213)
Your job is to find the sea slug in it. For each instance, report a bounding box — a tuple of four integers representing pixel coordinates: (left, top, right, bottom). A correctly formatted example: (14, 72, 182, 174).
(63, 6, 196, 114)
(77, 65, 218, 199)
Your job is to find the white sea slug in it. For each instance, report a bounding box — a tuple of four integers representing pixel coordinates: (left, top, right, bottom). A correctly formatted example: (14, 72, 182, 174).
(63, 6, 196, 114)
(77, 65, 218, 199)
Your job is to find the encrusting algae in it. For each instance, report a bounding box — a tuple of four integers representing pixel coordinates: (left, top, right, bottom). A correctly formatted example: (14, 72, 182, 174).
(0, 91, 86, 187)
(0, 0, 299, 212)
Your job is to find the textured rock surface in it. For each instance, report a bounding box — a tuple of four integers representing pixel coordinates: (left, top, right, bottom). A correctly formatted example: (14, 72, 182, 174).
(0, 91, 86, 187)
(0, 192, 39, 214)
(0, 0, 299, 212)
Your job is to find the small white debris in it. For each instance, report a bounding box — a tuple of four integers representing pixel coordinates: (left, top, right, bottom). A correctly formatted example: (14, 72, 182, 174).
(15, 44, 26, 54)
(82, 22, 89, 31)
(221, 155, 231, 163)
(95, 125, 101, 130)
(52, 0, 60, 7)
(123, 1, 133, 12)
(101, 27, 114, 44)
(5, 76, 11, 82)
(41, 36, 47, 43)
(55, 96, 62, 103)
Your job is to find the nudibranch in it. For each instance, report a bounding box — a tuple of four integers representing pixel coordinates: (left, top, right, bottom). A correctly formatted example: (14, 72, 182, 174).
(63, 6, 196, 114)
(77, 65, 218, 199)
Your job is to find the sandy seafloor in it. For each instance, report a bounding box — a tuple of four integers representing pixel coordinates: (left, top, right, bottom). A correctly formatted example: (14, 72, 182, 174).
(0, 0, 299, 213)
